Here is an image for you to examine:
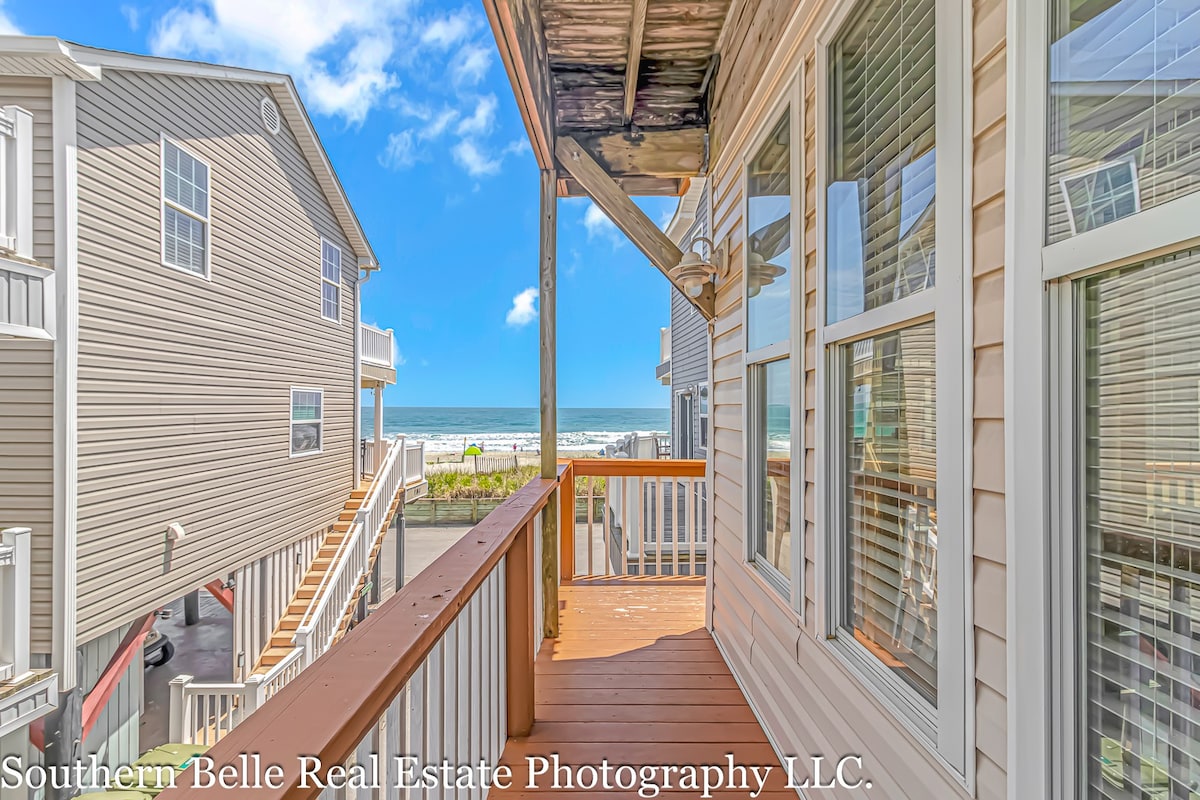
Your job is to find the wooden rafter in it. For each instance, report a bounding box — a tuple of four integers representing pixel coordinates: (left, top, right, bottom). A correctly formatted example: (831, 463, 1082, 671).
(622, 0, 649, 126)
(555, 135, 715, 320)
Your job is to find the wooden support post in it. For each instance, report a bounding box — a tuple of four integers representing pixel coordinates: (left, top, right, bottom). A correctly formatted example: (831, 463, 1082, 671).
(372, 384, 384, 473)
(623, 0, 648, 125)
(539, 168, 560, 639)
(554, 136, 714, 319)
(559, 462, 575, 581)
(505, 520, 535, 737)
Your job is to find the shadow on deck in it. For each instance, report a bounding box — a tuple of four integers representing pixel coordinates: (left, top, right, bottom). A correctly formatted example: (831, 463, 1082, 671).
(494, 577, 792, 798)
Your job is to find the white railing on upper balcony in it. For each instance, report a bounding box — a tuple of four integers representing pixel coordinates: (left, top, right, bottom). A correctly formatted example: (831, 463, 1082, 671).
(0, 527, 31, 683)
(361, 323, 394, 368)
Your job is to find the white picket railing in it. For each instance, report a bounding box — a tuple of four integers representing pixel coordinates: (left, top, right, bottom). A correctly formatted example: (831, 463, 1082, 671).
(295, 436, 405, 663)
(168, 437, 416, 744)
(169, 648, 304, 747)
(404, 439, 425, 486)
(0, 527, 31, 683)
(361, 323, 394, 368)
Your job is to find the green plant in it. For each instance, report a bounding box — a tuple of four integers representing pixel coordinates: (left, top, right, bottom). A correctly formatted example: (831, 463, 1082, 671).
(426, 466, 540, 499)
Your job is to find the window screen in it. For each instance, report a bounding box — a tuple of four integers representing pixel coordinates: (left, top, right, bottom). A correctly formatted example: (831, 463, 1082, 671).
(827, 0, 936, 324)
(1081, 245, 1200, 799)
(291, 389, 323, 455)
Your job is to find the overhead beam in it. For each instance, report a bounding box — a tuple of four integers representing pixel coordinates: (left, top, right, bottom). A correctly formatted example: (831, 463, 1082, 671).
(555, 136, 714, 320)
(622, 0, 649, 126)
(484, 0, 555, 170)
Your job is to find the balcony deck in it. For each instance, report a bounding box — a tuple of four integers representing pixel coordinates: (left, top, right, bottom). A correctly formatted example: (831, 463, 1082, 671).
(494, 577, 793, 799)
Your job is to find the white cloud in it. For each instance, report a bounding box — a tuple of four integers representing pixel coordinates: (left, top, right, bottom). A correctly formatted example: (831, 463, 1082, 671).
(583, 202, 624, 248)
(149, 0, 412, 124)
(455, 94, 497, 137)
(0, 2, 20, 34)
(453, 139, 502, 177)
(120, 4, 140, 31)
(506, 287, 538, 327)
(451, 42, 492, 86)
(379, 130, 417, 169)
(420, 8, 476, 50)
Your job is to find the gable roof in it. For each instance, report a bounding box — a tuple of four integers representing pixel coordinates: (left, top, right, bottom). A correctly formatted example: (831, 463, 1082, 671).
(0, 36, 378, 270)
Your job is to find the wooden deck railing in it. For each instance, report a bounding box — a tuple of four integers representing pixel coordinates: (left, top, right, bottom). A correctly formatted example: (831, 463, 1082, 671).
(560, 459, 708, 579)
(158, 472, 558, 800)
(157, 458, 704, 800)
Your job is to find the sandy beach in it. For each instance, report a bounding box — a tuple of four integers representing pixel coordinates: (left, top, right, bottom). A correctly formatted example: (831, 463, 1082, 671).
(425, 448, 601, 469)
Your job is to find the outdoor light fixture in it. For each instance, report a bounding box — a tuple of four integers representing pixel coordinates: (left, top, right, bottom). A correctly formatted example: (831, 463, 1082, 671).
(671, 236, 726, 298)
(746, 250, 786, 298)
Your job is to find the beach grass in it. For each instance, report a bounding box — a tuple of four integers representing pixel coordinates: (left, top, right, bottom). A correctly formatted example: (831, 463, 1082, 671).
(426, 465, 607, 499)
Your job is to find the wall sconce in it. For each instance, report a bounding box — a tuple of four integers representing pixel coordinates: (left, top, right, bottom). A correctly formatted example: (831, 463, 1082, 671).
(670, 236, 728, 298)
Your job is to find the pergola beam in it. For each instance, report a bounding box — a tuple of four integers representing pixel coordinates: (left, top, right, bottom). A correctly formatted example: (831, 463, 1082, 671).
(622, 0, 648, 126)
(554, 135, 715, 320)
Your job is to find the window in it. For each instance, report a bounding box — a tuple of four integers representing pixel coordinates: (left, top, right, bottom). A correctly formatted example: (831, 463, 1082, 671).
(746, 107, 795, 594)
(699, 383, 709, 449)
(843, 324, 937, 704)
(1077, 246, 1200, 799)
(321, 239, 341, 322)
(822, 0, 965, 764)
(827, 0, 935, 325)
(161, 138, 210, 277)
(0, 105, 32, 259)
(1048, 0, 1200, 243)
(290, 388, 323, 456)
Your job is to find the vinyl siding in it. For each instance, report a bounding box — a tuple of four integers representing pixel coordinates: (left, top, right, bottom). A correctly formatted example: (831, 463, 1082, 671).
(73, 69, 359, 644)
(971, 0, 1008, 792)
(705, 0, 1002, 797)
(670, 183, 711, 459)
(0, 76, 55, 653)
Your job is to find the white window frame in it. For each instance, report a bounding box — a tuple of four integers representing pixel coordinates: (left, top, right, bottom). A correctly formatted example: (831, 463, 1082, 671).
(320, 237, 342, 323)
(1002, 1, 1200, 796)
(160, 134, 212, 280)
(0, 105, 33, 259)
(813, 0, 970, 780)
(698, 381, 709, 450)
(289, 386, 324, 458)
(742, 77, 805, 614)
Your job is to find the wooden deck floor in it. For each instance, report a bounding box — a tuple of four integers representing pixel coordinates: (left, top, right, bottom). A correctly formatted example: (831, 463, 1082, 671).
(494, 578, 794, 798)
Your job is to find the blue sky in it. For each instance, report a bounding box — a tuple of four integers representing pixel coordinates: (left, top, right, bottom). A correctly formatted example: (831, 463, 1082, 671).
(3, 0, 679, 408)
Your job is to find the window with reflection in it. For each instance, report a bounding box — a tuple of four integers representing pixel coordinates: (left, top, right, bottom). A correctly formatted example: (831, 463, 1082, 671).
(747, 113, 792, 352)
(751, 360, 792, 581)
(746, 108, 794, 593)
(843, 323, 938, 705)
(1081, 246, 1200, 799)
(827, 0, 936, 324)
(1048, 0, 1200, 242)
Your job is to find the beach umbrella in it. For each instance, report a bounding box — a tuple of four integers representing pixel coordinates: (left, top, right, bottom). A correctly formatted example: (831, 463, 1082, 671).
(464, 443, 483, 471)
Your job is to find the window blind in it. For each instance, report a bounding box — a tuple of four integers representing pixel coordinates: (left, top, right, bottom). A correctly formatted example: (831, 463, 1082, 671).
(828, 0, 936, 324)
(1082, 245, 1200, 799)
(1048, 0, 1200, 242)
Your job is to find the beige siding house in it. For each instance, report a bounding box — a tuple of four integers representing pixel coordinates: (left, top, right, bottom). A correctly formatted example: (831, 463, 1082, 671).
(476, 0, 1200, 798)
(0, 37, 421, 780)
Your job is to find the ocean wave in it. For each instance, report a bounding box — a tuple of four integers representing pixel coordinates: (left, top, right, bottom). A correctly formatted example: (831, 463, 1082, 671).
(385, 429, 666, 454)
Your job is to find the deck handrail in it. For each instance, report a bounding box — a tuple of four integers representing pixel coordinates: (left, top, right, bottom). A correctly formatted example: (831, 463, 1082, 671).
(360, 323, 393, 368)
(0, 527, 31, 681)
(159, 472, 560, 800)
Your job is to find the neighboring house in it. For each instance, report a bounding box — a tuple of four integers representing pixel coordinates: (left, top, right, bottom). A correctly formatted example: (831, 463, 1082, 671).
(0, 37, 421, 787)
(659, 179, 711, 461)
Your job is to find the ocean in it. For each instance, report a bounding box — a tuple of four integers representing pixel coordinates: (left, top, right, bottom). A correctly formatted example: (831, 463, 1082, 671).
(362, 407, 670, 454)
